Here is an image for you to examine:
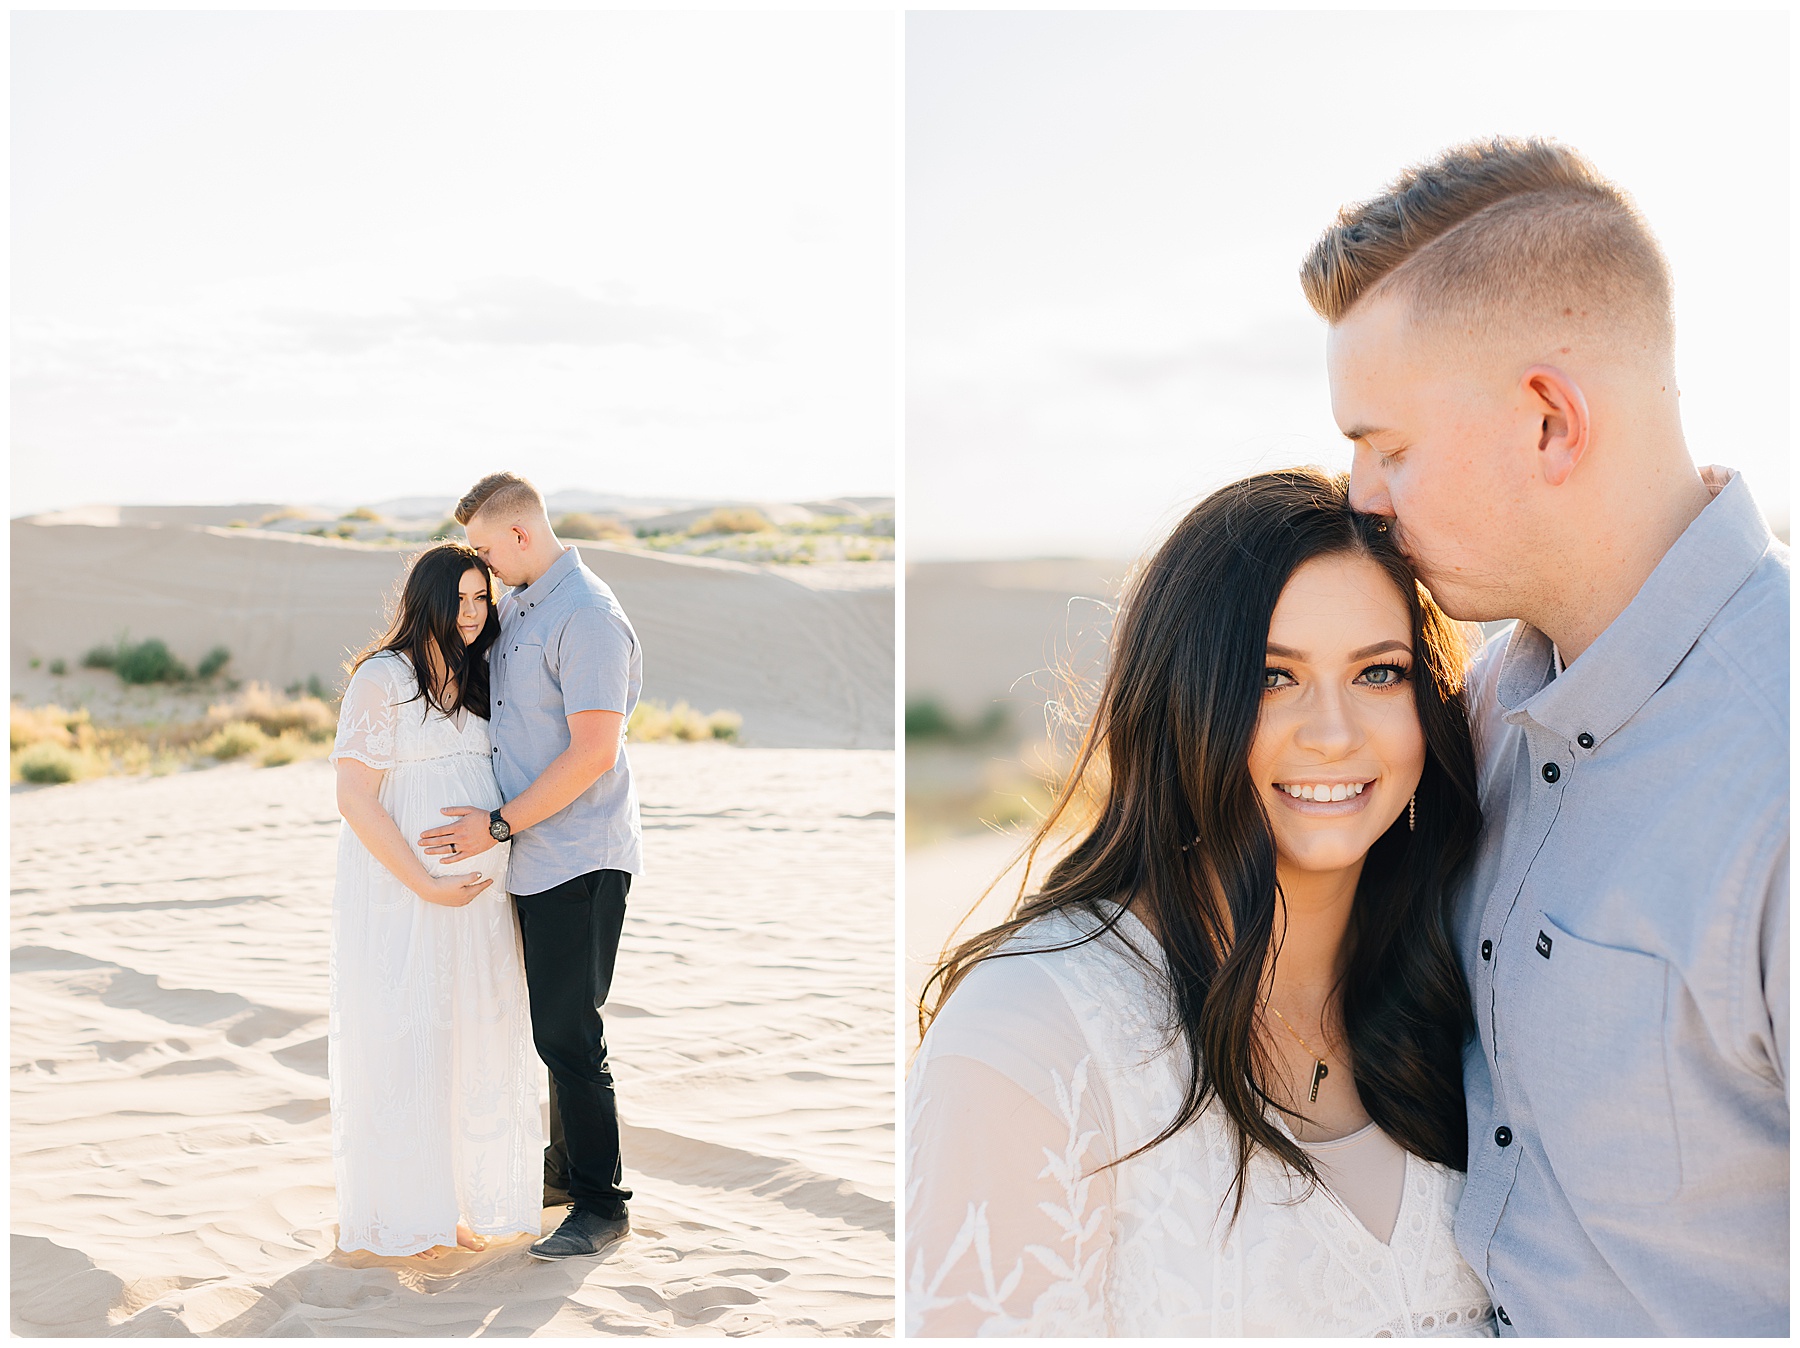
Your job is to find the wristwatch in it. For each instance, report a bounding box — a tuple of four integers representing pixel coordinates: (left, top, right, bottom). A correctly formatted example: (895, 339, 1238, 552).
(488, 808, 513, 843)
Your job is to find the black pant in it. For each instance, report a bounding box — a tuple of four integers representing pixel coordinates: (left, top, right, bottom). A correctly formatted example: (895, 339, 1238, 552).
(514, 868, 633, 1218)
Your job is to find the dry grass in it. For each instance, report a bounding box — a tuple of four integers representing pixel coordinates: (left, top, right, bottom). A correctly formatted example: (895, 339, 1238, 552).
(206, 683, 337, 741)
(627, 699, 742, 743)
(688, 507, 771, 536)
(556, 512, 633, 542)
(11, 683, 338, 785)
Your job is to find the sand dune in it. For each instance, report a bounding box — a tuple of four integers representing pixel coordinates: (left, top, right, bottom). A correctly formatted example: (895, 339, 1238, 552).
(11, 522, 893, 748)
(904, 559, 1126, 725)
(11, 745, 894, 1336)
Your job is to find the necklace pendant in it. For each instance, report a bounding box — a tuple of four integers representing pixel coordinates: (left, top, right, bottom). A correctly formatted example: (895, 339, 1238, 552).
(1309, 1059, 1328, 1103)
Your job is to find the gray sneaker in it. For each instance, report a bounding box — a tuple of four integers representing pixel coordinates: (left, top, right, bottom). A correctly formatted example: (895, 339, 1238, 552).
(528, 1206, 629, 1261)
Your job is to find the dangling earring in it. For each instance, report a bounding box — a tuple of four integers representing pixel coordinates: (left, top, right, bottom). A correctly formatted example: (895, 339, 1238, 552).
(1408, 794, 1416, 832)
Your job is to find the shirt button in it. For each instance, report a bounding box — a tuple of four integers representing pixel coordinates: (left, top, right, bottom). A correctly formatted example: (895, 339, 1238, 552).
(1481, 939, 1493, 961)
(1577, 732, 1594, 749)
(1541, 761, 1560, 784)
(1494, 1126, 1513, 1148)
(1496, 1306, 1511, 1326)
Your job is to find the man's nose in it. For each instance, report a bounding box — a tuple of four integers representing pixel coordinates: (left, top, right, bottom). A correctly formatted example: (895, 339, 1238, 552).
(1347, 444, 1392, 517)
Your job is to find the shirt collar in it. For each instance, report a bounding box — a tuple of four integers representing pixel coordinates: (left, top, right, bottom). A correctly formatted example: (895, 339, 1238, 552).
(1495, 466, 1775, 747)
(510, 545, 582, 612)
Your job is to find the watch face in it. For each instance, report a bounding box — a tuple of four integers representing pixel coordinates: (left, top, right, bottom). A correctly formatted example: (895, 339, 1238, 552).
(490, 816, 509, 841)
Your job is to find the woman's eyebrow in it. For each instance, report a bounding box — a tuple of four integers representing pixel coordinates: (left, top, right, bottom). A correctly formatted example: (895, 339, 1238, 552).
(1265, 639, 1412, 661)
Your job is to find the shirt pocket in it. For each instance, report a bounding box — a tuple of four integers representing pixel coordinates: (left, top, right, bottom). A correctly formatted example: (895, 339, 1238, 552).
(1512, 913, 1681, 1204)
(500, 639, 547, 711)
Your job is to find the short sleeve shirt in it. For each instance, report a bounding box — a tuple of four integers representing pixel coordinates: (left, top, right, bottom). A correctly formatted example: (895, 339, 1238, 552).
(489, 546, 643, 891)
(1454, 466, 1788, 1336)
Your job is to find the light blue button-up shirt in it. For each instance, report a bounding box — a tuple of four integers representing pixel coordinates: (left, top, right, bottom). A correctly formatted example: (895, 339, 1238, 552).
(1455, 466, 1788, 1336)
(489, 546, 643, 892)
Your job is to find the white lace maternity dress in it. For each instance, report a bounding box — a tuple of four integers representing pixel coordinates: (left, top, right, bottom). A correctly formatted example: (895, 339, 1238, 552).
(907, 903, 1497, 1336)
(328, 651, 543, 1255)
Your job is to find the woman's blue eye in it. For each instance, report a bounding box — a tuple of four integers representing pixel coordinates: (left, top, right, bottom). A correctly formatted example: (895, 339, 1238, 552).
(1359, 663, 1410, 686)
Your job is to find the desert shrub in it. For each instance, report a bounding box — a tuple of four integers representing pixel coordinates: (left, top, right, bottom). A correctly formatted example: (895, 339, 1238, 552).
(15, 741, 84, 784)
(11, 704, 91, 752)
(905, 699, 956, 740)
(257, 730, 323, 767)
(666, 701, 710, 741)
(29, 657, 40, 670)
(48, 658, 67, 676)
(341, 507, 383, 521)
(627, 700, 671, 741)
(83, 643, 117, 670)
(430, 519, 460, 541)
(197, 646, 231, 680)
(227, 520, 249, 529)
(688, 507, 770, 536)
(209, 683, 337, 742)
(114, 639, 190, 685)
(627, 699, 742, 744)
(555, 512, 632, 542)
(332, 523, 358, 539)
(905, 700, 1010, 743)
(259, 507, 311, 525)
(202, 720, 266, 760)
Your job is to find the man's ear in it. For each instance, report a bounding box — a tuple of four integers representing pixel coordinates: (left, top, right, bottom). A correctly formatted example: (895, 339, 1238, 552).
(1521, 365, 1590, 488)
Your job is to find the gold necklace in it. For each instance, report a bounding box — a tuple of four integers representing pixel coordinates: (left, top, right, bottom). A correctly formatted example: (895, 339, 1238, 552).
(1265, 1001, 1333, 1104)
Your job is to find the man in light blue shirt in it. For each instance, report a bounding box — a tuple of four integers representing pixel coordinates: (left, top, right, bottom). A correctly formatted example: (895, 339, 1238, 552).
(1304, 138, 1788, 1334)
(420, 472, 643, 1262)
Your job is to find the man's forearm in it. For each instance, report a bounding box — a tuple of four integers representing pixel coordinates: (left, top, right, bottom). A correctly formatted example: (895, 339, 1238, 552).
(502, 741, 619, 834)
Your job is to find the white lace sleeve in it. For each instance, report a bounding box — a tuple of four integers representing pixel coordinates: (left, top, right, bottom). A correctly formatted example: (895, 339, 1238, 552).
(906, 951, 1115, 1337)
(329, 656, 405, 770)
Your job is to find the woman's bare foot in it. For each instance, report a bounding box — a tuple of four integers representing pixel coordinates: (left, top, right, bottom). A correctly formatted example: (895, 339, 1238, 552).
(413, 1243, 455, 1260)
(456, 1222, 488, 1252)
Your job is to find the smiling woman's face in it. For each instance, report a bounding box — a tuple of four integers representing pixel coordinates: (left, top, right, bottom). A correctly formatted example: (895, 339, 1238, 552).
(1246, 551, 1426, 880)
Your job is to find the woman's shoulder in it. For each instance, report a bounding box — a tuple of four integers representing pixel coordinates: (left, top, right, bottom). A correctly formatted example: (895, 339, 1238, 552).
(349, 649, 418, 694)
(995, 902, 1163, 993)
(926, 903, 1165, 1064)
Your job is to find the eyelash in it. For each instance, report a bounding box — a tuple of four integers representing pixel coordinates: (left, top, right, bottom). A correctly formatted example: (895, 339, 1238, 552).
(1262, 663, 1413, 691)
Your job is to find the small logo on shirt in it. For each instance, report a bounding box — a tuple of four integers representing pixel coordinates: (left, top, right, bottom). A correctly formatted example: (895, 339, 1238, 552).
(1536, 930, 1553, 959)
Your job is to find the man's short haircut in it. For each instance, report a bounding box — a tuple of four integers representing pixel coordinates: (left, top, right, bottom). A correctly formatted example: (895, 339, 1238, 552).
(455, 472, 545, 527)
(1300, 137, 1673, 353)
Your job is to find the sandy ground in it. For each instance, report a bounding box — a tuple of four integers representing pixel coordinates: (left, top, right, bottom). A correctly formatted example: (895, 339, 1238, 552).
(11, 522, 893, 748)
(12, 744, 894, 1336)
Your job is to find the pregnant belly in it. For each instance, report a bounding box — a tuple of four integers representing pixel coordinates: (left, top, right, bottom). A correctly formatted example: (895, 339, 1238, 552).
(381, 758, 507, 880)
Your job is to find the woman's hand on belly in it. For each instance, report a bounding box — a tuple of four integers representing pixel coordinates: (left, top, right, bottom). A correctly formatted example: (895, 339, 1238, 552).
(415, 870, 496, 907)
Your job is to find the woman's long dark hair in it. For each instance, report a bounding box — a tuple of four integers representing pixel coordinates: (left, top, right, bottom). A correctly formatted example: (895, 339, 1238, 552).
(920, 467, 1481, 1218)
(346, 542, 499, 718)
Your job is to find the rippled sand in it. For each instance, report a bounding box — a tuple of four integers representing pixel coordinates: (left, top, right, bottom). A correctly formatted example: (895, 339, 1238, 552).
(12, 744, 894, 1336)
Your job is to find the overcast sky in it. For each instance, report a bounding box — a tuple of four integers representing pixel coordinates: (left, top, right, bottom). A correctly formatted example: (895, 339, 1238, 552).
(909, 11, 1790, 560)
(12, 12, 898, 514)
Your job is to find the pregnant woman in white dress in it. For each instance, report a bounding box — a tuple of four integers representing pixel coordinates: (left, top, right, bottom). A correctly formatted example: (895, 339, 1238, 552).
(908, 469, 1496, 1335)
(328, 542, 543, 1258)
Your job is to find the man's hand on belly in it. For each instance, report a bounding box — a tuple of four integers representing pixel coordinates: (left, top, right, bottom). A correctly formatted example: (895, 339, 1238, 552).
(419, 806, 499, 859)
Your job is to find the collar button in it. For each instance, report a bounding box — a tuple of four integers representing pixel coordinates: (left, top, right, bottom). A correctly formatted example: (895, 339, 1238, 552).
(1577, 732, 1594, 749)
